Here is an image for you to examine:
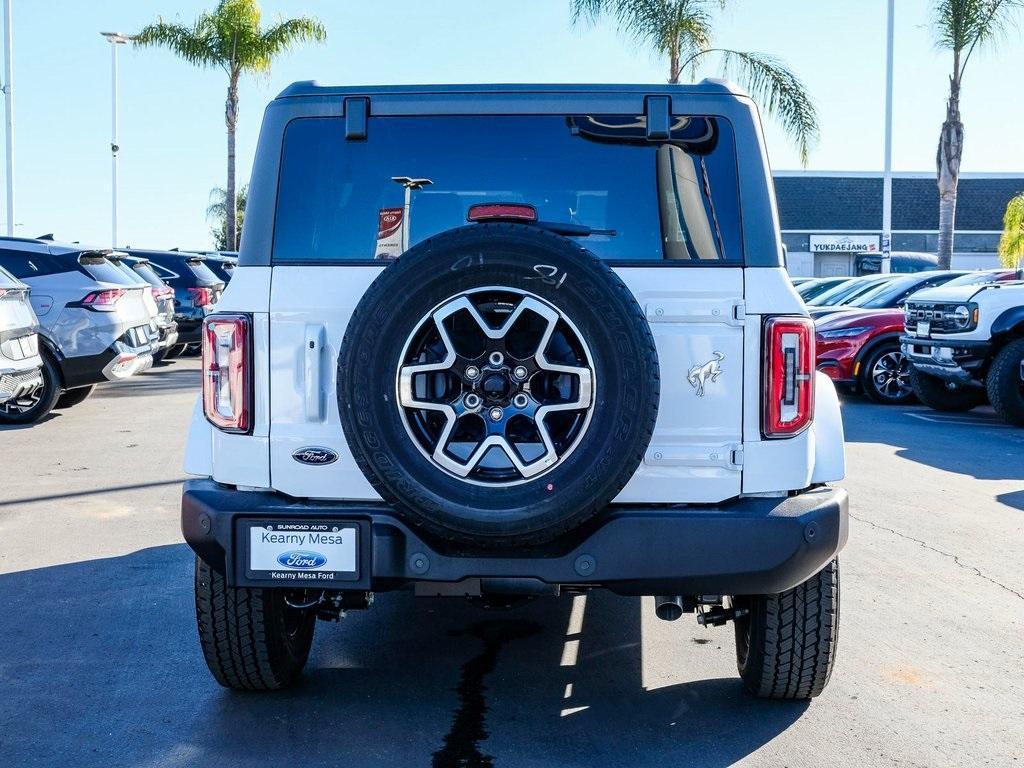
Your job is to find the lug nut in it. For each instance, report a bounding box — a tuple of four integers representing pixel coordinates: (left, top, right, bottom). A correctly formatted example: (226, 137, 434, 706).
(512, 365, 528, 380)
(464, 393, 482, 409)
(488, 351, 504, 366)
(465, 365, 480, 380)
(488, 407, 503, 421)
(512, 393, 529, 408)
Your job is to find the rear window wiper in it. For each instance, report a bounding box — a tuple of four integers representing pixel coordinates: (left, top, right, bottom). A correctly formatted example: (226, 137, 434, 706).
(535, 221, 617, 238)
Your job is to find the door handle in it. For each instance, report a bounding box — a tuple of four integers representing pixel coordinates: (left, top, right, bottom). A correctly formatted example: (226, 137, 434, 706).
(304, 325, 326, 422)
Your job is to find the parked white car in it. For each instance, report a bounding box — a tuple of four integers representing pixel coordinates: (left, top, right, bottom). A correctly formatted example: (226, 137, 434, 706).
(0, 265, 43, 409)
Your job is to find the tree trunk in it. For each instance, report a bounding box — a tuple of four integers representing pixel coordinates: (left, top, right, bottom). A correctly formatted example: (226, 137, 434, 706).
(668, 40, 681, 84)
(225, 73, 240, 251)
(935, 69, 963, 271)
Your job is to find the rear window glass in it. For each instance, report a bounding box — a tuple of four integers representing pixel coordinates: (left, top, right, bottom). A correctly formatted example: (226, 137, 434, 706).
(0, 264, 21, 287)
(272, 115, 743, 264)
(80, 257, 133, 285)
(131, 262, 166, 288)
(187, 260, 221, 285)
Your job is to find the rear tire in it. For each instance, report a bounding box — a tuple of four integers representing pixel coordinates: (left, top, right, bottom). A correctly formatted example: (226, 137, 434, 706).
(55, 385, 95, 409)
(986, 339, 1024, 426)
(0, 352, 63, 425)
(732, 559, 840, 700)
(909, 367, 984, 412)
(194, 557, 316, 691)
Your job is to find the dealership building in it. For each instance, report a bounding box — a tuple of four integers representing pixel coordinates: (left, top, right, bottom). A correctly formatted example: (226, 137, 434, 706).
(773, 171, 1023, 277)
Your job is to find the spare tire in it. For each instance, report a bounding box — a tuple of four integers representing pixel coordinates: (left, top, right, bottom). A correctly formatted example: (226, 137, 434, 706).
(338, 223, 659, 547)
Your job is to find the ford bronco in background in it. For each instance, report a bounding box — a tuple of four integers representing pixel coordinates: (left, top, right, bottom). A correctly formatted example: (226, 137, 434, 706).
(903, 279, 1024, 425)
(182, 81, 849, 699)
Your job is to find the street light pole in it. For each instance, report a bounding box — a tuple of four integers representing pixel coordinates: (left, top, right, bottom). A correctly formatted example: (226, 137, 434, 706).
(3, 0, 14, 237)
(881, 0, 895, 274)
(391, 176, 433, 252)
(101, 32, 129, 249)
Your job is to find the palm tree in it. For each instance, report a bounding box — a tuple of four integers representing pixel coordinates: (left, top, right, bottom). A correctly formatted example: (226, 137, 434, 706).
(571, 0, 818, 163)
(135, 0, 326, 250)
(932, 0, 1022, 270)
(998, 192, 1024, 270)
(207, 185, 248, 251)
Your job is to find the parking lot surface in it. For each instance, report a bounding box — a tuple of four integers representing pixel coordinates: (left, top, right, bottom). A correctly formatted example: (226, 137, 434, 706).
(1, 358, 1022, 767)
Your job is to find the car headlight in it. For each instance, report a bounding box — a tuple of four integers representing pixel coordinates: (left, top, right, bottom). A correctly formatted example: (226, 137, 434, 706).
(951, 305, 972, 329)
(817, 326, 871, 339)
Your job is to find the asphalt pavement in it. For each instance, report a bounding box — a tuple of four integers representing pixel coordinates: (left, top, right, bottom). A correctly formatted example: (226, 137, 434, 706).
(1, 358, 1022, 767)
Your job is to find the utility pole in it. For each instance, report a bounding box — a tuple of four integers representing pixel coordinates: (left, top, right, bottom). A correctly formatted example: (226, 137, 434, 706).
(3, 0, 14, 236)
(101, 32, 130, 248)
(391, 176, 433, 252)
(881, 0, 895, 273)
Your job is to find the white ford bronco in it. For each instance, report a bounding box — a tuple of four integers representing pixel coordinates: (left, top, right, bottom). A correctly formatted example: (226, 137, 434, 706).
(182, 81, 848, 699)
(903, 278, 1024, 424)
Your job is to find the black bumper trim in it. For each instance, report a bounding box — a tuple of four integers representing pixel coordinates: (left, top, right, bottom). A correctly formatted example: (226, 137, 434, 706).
(182, 480, 849, 596)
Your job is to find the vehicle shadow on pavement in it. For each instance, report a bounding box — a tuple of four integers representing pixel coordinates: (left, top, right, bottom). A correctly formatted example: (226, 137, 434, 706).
(96, 366, 200, 399)
(0, 545, 806, 768)
(841, 402, 1024, 482)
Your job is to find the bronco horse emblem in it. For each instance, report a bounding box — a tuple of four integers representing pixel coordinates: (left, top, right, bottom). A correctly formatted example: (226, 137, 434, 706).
(687, 352, 725, 397)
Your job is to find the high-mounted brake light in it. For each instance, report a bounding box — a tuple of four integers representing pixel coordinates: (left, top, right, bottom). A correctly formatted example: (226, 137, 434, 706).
(763, 316, 815, 438)
(189, 286, 213, 307)
(81, 288, 126, 309)
(202, 313, 252, 434)
(468, 203, 538, 223)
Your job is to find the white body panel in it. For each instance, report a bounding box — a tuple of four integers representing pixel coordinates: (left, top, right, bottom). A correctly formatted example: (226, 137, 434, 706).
(184, 265, 848, 496)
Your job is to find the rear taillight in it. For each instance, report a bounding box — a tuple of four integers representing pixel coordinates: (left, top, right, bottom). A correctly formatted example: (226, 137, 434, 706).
(81, 288, 126, 309)
(202, 313, 252, 433)
(763, 316, 815, 438)
(189, 286, 213, 307)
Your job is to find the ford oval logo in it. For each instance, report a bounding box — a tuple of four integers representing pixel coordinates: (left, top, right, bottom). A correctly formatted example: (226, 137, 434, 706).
(292, 447, 339, 466)
(277, 550, 327, 569)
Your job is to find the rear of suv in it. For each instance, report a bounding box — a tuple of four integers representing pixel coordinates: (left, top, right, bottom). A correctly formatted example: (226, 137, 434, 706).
(133, 250, 224, 357)
(0, 265, 43, 408)
(182, 82, 849, 699)
(0, 237, 155, 423)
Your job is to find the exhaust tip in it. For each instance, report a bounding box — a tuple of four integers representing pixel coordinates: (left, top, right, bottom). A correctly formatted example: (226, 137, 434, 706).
(654, 596, 685, 622)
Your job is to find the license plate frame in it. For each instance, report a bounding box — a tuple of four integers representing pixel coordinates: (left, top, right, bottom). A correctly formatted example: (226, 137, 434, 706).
(918, 320, 931, 337)
(241, 519, 363, 585)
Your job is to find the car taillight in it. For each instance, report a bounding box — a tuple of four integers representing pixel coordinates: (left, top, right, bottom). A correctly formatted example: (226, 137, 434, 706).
(202, 313, 252, 433)
(189, 286, 213, 307)
(763, 316, 815, 438)
(81, 288, 126, 309)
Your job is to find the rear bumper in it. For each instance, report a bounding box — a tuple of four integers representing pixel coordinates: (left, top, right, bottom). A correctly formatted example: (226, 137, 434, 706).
(181, 479, 849, 596)
(60, 339, 154, 388)
(0, 366, 43, 403)
(900, 335, 990, 384)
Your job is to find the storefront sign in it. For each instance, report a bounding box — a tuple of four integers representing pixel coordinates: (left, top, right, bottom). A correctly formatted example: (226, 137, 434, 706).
(809, 235, 880, 253)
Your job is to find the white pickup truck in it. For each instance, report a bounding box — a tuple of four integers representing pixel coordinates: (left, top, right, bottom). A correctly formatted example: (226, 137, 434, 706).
(182, 81, 849, 699)
(903, 279, 1024, 424)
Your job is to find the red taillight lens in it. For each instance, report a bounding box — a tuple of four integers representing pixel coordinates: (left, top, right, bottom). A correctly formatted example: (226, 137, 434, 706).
(763, 316, 815, 438)
(189, 286, 213, 307)
(81, 288, 126, 308)
(467, 203, 538, 223)
(202, 313, 252, 434)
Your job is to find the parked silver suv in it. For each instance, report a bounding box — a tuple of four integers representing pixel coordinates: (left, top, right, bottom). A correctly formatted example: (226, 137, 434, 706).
(0, 237, 156, 423)
(0, 264, 43, 408)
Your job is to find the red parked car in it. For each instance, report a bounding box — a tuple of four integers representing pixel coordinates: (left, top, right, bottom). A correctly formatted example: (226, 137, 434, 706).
(815, 308, 912, 404)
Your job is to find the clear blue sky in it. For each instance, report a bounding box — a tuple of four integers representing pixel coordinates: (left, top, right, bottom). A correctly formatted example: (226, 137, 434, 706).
(4, 0, 1023, 249)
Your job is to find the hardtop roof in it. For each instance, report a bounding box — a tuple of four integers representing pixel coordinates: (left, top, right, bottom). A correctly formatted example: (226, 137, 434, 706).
(276, 79, 747, 101)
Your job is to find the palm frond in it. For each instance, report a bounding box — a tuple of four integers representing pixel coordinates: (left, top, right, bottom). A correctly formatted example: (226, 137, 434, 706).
(716, 49, 818, 166)
(133, 16, 222, 68)
(998, 192, 1024, 268)
(934, 0, 1023, 70)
